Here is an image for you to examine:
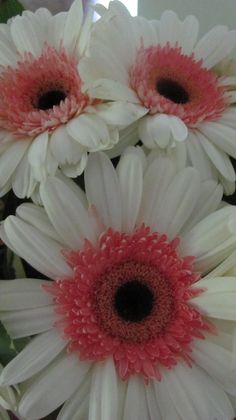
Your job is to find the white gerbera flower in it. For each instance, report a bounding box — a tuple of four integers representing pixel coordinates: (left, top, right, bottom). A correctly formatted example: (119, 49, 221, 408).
(1, 149, 236, 419)
(0, 363, 18, 419)
(0, 0, 144, 199)
(80, 1, 236, 194)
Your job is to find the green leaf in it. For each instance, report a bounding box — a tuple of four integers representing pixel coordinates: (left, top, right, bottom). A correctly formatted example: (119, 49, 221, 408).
(0, 322, 17, 366)
(0, 0, 24, 23)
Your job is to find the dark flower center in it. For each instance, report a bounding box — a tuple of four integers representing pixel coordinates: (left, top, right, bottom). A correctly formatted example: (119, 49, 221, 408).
(114, 280, 154, 322)
(37, 90, 66, 110)
(156, 78, 189, 104)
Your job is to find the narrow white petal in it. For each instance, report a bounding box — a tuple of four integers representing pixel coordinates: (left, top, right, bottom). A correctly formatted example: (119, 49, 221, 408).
(159, 10, 182, 47)
(198, 131, 235, 181)
(0, 140, 29, 191)
(40, 177, 96, 248)
(0, 278, 52, 310)
(200, 122, 236, 159)
(28, 132, 48, 167)
(156, 167, 201, 238)
(67, 114, 114, 151)
(105, 122, 139, 159)
(181, 180, 223, 233)
(204, 249, 236, 278)
(186, 131, 218, 181)
(11, 152, 37, 199)
(179, 15, 199, 54)
(10, 11, 48, 55)
(117, 150, 143, 232)
(192, 340, 236, 395)
(181, 206, 236, 261)
(191, 276, 236, 321)
(1, 216, 72, 279)
(0, 330, 67, 385)
(145, 382, 162, 420)
(123, 376, 149, 420)
(19, 354, 91, 420)
(94, 102, 147, 127)
(139, 114, 171, 149)
(138, 156, 176, 227)
(16, 203, 62, 243)
(62, 0, 83, 52)
(50, 125, 85, 166)
(57, 375, 90, 420)
(0, 306, 56, 339)
(0, 27, 18, 66)
(86, 79, 139, 103)
(203, 30, 236, 69)
(153, 379, 180, 419)
(84, 152, 122, 230)
(88, 359, 118, 420)
(194, 26, 228, 61)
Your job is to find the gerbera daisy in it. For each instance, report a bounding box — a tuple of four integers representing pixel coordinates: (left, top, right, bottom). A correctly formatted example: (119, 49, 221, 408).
(0, 363, 18, 419)
(80, 1, 236, 193)
(1, 149, 236, 419)
(0, 0, 145, 199)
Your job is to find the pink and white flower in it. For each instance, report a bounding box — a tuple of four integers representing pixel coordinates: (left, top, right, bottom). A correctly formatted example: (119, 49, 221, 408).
(80, 1, 236, 193)
(0, 0, 144, 198)
(1, 149, 236, 419)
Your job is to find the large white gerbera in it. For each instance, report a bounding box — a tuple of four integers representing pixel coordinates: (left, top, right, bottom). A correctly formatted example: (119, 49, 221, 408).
(80, 1, 236, 193)
(0, 0, 144, 199)
(1, 149, 236, 419)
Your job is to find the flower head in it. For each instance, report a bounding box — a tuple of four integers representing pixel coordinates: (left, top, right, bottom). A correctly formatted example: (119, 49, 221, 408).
(0, 0, 144, 199)
(80, 1, 236, 194)
(1, 149, 236, 419)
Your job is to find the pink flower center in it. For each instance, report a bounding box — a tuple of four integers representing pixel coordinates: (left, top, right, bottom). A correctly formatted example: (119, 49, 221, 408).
(130, 44, 228, 125)
(0, 45, 93, 137)
(44, 225, 215, 381)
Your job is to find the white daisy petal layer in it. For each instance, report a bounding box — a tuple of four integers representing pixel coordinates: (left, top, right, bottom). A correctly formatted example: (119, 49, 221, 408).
(18, 353, 91, 420)
(57, 375, 90, 420)
(0, 216, 72, 279)
(0, 329, 67, 386)
(123, 376, 149, 420)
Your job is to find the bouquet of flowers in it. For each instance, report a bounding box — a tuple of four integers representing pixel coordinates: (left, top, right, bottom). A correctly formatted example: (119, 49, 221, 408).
(0, 0, 236, 419)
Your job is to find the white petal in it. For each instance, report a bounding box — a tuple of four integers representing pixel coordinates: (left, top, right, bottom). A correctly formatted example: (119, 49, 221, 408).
(105, 122, 139, 159)
(94, 102, 147, 127)
(0, 278, 52, 310)
(86, 78, 139, 103)
(192, 340, 236, 395)
(0, 26, 18, 67)
(88, 359, 118, 420)
(11, 152, 37, 199)
(191, 276, 236, 321)
(117, 150, 143, 232)
(84, 152, 122, 231)
(181, 180, 223, 232)
(186, 131, 218, 181)
(203, 30, 236, 69)
(204, 249, 236, 278)
(162, 361, 234, 419)
(197, 131, 235, 181)
(0, 306, 56, 339)
(40, 176, 96, 248)
(200, 121, 236, 159)
(50, 125, 85, 166)
(155, 167, 201, 238)
(19, 354, 91, 420)
(0, 330, 66, 386)
(145, 382, 162, 420)
(57, 375, 90, 420)
(123, 376, 149, 420)
(16, 203, 62, 244)
(181, 206, 236, 261)
(139, 114, 171, 149)
(10, 11, 49, 56)
(179, 15, 199, 54)
(0, 140, 29, 191)
(153, 379, 180, 419)
(67, 113, 115, 151)
(1, 216, 72, 279)
(28, 132, 48, 167)
(62, 0, 83, 53)
(159, 10, 182, 47)
(194, 26, 228, 61)
(138, 156, 176, 227)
